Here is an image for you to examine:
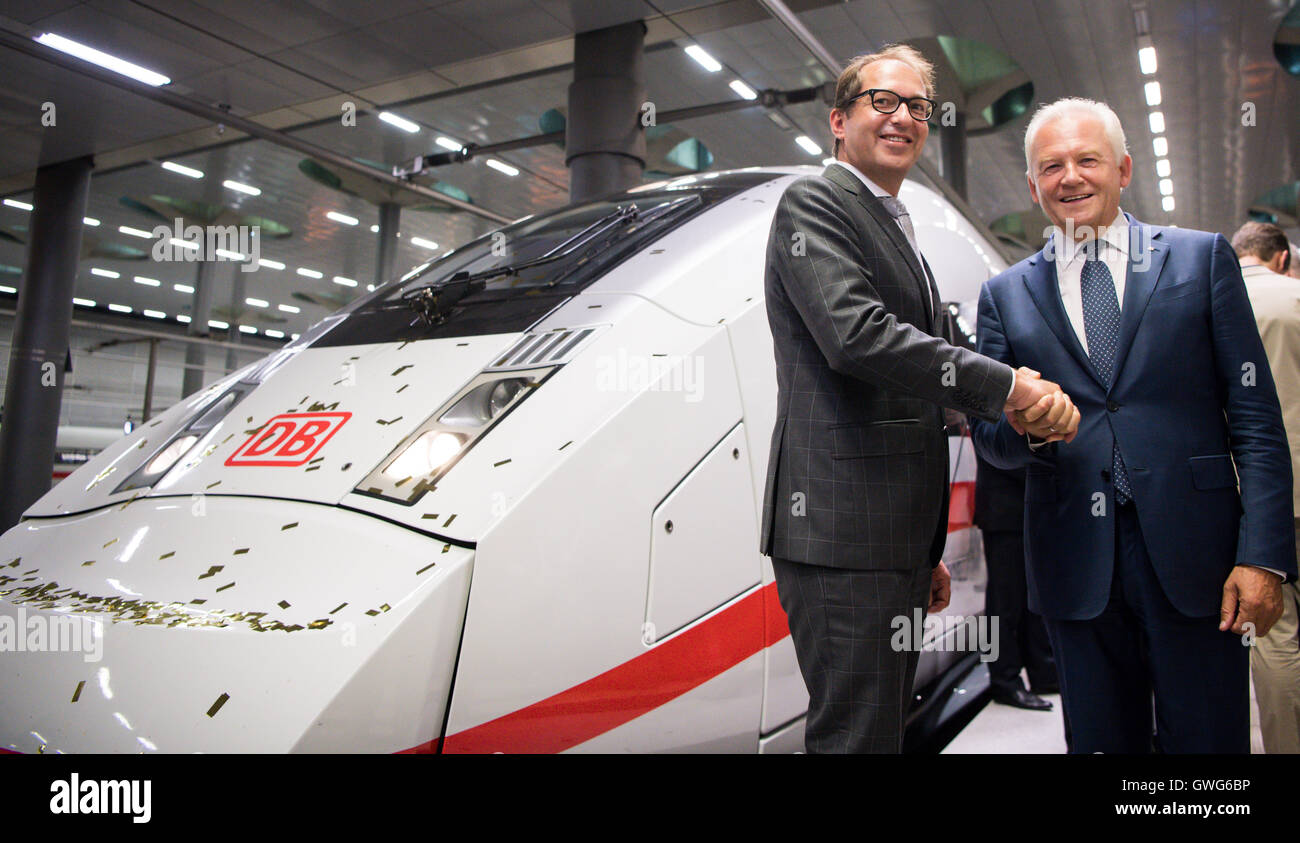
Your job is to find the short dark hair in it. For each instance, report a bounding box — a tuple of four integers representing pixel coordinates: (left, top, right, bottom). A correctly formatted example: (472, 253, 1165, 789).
(1231, 221, 1290, 263)
(831, 44, 936, 159)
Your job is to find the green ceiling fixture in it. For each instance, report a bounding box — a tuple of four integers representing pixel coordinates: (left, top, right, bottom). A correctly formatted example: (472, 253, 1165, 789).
(912, 35, 1035, 134)
(1249, 181, 1299, 226)
(540, 108, 713, 177)
(120, 195, 291, 237)
(1275, 2, 1300, 76)
(299, 157, 473, 213)
(989, 207, 1052, 252)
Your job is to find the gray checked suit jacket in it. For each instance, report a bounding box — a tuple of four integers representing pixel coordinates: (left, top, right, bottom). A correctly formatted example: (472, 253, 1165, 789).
(760, 164, 1013, 570)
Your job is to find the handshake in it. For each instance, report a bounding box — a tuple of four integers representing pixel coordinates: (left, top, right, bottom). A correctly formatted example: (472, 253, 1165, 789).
(1003, 366, 1080, 443)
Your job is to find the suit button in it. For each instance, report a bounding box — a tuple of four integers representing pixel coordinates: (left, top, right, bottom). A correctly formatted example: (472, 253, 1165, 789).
(1101, 469, 1111, 482)
(1107, 400, 1120, 412)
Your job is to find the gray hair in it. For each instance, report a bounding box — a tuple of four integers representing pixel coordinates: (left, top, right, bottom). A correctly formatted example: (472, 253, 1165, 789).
(1024, 98, 1128, 174)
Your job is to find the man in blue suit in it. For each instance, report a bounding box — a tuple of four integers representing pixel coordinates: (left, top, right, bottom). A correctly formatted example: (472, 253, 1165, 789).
(970, 97, 1295, 752)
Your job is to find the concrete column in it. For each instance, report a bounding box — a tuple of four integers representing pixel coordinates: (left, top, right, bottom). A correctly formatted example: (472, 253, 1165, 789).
(181, 149, 228, 397)
(224, 263, 246, 372)
(566, 21, 647, 203)
(375, 202, 400, 284)
(940, 110, 968, 201)
(0, 155, 93, 531)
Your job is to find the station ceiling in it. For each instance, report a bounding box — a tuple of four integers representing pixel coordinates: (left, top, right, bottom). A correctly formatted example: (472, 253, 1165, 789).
(0, 0, 1295, 342)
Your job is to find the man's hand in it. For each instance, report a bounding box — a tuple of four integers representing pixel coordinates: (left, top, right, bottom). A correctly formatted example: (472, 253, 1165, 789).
(1015, 391, 1081, 443)
(929, 561, 951, 613)
(1220, 566, 1284, 637)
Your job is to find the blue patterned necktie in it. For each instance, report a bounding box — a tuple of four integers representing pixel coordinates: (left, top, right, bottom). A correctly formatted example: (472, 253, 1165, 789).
(1079, 251, 1133, 504)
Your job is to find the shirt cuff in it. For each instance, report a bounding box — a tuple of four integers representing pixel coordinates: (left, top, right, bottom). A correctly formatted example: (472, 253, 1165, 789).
(1246, 564, 1288, 583)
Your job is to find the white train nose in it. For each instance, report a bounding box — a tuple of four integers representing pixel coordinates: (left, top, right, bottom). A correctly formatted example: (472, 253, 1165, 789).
(0, 496, 472, 753)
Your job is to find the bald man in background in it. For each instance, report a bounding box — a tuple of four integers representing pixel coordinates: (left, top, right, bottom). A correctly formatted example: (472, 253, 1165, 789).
(1233, 220, 1300, 753)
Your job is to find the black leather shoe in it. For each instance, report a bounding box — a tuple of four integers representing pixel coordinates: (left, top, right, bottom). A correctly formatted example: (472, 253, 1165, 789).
(993, 689, 1054, 711)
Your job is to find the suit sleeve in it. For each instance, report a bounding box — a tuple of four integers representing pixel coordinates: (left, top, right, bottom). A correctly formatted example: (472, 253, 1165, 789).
(967, 282, 1056, 470)
(771, 177, 1013, 421)
(1209, 234, 1298, 579)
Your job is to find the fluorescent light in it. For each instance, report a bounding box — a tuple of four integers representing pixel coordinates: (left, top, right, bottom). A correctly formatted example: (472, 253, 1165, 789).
(245, 297, 268, 308)
(0, 284, 16, 294)
(169, 237, 200, 252)
(133, 276, 161, 286)
(34, 33, 171, 87)
(119, 225, 153, 239)
(326, 211, 359, 226)
(213, 248, 244, 260)
(685, 45, 722, 72)
(223, 179, 261, 196)
(1148, 112, 1165, 133)
(794, 135, 822, 155)
(278, 303, 300, 313)
(143, 309, 166, 319)
(108, 303, 132, 313)
(485, 159, 519, 176)
(1138, 46, 1158, 75)
(161, 161, 203, 179)
(73, 297, 96, 307)
(173, 283, 194, 293)
(436, 136, 464, 151)
(366, 284, 376, 292)
(1153, 137, 1168, 157)
(410, 237, 439, 250)
(239, 325, 257, 334)
(1162, 196, 1175, 212)
(1144, 81, 1162, 106)
(822, 157, 836, 166)
(291, 334, 300, 341)
(370, 224, 379, 233)
(208, 319, 229, 330)
(3, 199, 32, 211)
(258, 258, 285, 270)
(176, 314, 191, 323)
(333, 276, 357, 287)
(296, 268, 323, 279)
(83, 216, 100, 226)
(1156, 158, 1171, 177)
(1158, 178, 1174, 196)
(729, 80, 757, 100)
(265, 329, 285, 339)
(91, 268, 119, 278)
(378, 111, 420, 133)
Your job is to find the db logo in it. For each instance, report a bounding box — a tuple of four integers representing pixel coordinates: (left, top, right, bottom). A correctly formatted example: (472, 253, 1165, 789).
(225, 412, 351, 467)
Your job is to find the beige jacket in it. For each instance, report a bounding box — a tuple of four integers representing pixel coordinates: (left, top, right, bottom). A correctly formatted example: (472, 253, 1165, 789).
(1243, 262, 1300, 514)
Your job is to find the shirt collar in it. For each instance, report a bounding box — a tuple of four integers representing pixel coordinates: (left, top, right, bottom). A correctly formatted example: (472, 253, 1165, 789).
(831, 160, 893, 199)
(1049, 209, 1130, 266)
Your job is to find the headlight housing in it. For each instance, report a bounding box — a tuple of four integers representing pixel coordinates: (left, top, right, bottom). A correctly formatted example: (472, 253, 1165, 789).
(355, 367, 553, 505)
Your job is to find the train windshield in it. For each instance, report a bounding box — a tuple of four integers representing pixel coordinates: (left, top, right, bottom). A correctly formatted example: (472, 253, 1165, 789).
(307, 171, 777, 347)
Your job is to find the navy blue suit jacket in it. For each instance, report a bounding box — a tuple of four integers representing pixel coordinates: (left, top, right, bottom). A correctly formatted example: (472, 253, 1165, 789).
(970, 216, 1296, 620)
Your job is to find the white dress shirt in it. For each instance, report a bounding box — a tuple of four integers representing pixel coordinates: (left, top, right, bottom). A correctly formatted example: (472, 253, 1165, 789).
(1048, 209, 1131, 353)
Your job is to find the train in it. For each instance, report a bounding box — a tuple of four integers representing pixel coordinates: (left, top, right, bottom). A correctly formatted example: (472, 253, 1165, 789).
(0, 165, 1009, 753)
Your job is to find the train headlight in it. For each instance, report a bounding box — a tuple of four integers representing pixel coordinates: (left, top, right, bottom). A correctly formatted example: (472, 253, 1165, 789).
(143, 434, 199, 476)
(357, 366, 554, 505)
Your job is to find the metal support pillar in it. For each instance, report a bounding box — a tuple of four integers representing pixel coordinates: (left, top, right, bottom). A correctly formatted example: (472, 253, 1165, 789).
(142, 338, 159, 421)
(225, 263, 246, 373)
(566, 22, 647, 203)
(941, 110, 968, 201)
(0, 155, 93, 531)
(375, 202, 400, 284)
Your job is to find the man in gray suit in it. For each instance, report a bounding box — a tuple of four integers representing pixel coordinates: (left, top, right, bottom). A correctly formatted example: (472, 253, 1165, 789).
(760, 44, 1073, 753)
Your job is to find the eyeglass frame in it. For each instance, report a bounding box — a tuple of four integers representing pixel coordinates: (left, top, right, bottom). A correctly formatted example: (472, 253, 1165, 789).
(841, 88, 937, 122)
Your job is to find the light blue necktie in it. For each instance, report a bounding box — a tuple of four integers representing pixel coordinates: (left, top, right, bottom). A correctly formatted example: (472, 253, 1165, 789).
(1080, 251, 1133, 504)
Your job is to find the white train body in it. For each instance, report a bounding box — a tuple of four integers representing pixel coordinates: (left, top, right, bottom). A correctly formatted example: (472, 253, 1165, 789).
(0, 166, 1006, 753)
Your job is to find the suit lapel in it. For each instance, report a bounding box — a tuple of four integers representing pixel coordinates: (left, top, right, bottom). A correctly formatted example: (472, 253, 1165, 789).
(822, 164, 932, 325)
(1111, 220, 1169, 383)
(1021, 248, 1106, 389)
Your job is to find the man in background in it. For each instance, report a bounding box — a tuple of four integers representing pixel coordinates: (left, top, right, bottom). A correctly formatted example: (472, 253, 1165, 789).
(1232, 220, 1300, 753)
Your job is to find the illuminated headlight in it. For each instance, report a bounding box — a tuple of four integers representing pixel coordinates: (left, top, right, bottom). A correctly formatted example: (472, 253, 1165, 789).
(383, 432, 464, 480)
(358, 367, 553, 505)
(143, 434, 199, 476)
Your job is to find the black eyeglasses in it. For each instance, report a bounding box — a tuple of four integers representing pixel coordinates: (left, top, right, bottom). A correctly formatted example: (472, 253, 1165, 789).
(843, 88, 936, 122)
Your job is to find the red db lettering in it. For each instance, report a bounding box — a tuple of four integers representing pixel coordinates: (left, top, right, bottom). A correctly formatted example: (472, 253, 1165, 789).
(225, 412, 351, 466)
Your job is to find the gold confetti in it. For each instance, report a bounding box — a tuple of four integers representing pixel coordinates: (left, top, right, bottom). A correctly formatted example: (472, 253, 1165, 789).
(7, 558, 20, 567)
(81, 561, 95, 567)
(416, 562, 437, 575)
(277, 600, 290, 609)
(215, 582, 235, 592)
(377, 416, 403, 425)
(221, 433, 234, 444)
(493, 459, 511, 467)
(159, 551, 175, 560)
(380, 603, 390, 612)
(394, 476, 411, 487)
(391, 364, 413, 376)
(198, 566, 223, 580)
(189, 598, 206, 604)
(206, 481, 222, 489)
(206, 693, 230, 718)
(396, 384, 409, 393)
(71, 681, 84, 703)
(233, 548, 249, 556)
(300, 395, 309, 404)
(136, 439, 147, 449)
(365, 609, 380, 616)
(559, 441, 573, 451)
(329, 603, 347, 614)
(307, 619, 330, 630)
(441, 544, 450, 554)
(305, 466, 321, 472)
(102, 538, 118, 548)
(443, 514, 457, 528)
(281, 523, 298, 531)
(422, 513, 440, 520)
(308, 457, 325, 465)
